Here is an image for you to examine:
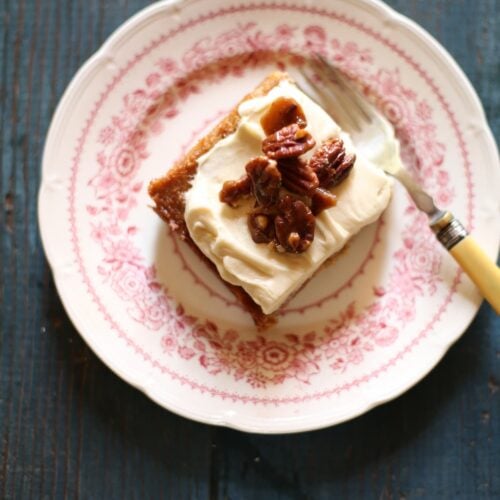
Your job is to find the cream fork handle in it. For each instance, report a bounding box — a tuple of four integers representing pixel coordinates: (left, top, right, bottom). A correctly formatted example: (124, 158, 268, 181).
(450, 236, 500, 313)
(431, 212, 500, 313)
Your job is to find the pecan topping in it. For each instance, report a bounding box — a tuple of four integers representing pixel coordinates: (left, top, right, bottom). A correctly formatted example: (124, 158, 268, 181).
(219, 97, 353, 254)
(275, 195, 315, 253)
(245, 156, 281, 207)
(309, 138, 355, 188)
(260, 97, 307, 135)
(248, 209, 276, 244)
(262, 123, 315, 160)
(278, 158, 319, 196)
(311, 187, 337, 215)
(219, 174, 252, 207)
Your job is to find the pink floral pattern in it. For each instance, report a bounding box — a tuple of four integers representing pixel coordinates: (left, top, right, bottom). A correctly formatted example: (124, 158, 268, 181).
(85, 22, 450, 387)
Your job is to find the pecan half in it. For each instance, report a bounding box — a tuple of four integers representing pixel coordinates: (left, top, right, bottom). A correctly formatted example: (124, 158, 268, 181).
(219, 174, 252, 207)
(262, 124, 316, 160)
(260, 97, 307, 135)
(248, 209, 276, 244)
(275, 195, 315, 253)
(311, 187, 337, 215)
(245, 156, 281, 207)
(278, 158, 319, 196)
(309, 138, 355, 188)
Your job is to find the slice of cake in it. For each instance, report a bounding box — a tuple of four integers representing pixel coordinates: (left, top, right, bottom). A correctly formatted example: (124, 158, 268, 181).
(149, 72, 392, 329)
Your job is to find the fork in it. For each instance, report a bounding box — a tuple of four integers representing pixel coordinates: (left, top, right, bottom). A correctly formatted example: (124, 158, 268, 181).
(296, 54, 500, 313)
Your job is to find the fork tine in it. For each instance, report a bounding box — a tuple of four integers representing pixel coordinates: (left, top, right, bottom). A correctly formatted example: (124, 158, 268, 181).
(312, 54, 375, 125)
(296, 66, 363, 133)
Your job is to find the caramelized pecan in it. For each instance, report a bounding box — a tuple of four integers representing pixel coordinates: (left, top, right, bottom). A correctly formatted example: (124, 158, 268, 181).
(260, 97, 306, 135)
(245, 156, 281, 207)
(278, 158, 319, 196)
(262, 124, 315, 160)
(248, 209, 276, 244)
(309, 138, 355, 188)
(275, 195, 315, 253)
(220, 101, 351, 254)
(219, 174, 252, 207)
(311, 187, 337, 215)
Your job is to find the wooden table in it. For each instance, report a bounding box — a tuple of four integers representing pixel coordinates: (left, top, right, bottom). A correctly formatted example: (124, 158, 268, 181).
(1, 1, 499, 498)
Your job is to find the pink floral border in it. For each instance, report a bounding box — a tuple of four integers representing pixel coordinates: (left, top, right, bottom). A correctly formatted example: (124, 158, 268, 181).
(86, 24, 450, 386)
(68, 4, 472, 401)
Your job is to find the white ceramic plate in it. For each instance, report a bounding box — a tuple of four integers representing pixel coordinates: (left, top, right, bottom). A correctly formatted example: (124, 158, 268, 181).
(39, 0, 500, 433)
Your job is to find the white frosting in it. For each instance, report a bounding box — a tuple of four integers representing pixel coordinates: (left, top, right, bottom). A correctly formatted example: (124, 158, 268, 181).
(184, 80, 392, 314)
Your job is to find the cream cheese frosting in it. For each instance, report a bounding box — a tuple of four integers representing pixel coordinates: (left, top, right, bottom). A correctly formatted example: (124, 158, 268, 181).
(184, 80, 392, 314)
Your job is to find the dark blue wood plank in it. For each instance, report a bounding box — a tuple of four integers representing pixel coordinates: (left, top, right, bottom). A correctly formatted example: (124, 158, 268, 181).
(1, 0, 499, 499)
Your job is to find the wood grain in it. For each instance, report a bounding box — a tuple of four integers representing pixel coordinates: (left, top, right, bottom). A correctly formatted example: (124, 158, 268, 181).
(1, 0, 499, 498)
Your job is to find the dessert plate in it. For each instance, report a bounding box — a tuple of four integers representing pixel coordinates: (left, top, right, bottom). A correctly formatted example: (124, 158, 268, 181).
(38, 0, 500, 433)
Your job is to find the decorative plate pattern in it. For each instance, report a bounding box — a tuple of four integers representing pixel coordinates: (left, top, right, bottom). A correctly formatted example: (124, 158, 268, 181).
(39, 0, 500, 433)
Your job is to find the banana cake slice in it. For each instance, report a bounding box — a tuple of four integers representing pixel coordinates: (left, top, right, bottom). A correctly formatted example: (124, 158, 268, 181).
(149, 72, 392, 329)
